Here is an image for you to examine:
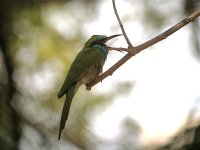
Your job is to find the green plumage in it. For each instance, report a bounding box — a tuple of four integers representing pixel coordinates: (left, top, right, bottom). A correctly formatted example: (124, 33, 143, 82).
(57, 34, 121, 140)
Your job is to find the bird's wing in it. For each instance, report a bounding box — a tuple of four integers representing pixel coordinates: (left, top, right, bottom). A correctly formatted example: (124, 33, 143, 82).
(57, 47, 106, 98)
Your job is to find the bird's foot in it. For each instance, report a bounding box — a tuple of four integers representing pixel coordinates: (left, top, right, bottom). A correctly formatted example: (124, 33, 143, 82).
(86, 85, 91, 91)
(85, 77, 97, 91)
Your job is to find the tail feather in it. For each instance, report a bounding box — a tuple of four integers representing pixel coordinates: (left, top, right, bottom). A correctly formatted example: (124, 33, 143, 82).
(58, 84, 77, 140)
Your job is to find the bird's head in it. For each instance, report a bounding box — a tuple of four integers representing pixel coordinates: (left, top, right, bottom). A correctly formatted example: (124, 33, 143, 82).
(84, 34, 122, 48)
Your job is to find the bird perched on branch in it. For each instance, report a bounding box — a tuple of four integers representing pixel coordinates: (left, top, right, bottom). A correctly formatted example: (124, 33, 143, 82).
(57, 34, 121, 140)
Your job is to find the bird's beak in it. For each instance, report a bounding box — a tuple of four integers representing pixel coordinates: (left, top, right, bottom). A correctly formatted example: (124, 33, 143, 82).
(103, 34, 122, 43)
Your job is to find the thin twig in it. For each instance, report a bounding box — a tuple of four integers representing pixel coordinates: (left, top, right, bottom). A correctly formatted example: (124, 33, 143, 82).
(112, 0, 134, 49)
(108, 47, 131, 53)
(86, 3, 200, 89)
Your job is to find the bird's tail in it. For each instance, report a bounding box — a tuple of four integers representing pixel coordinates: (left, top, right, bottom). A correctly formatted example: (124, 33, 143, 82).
(58, 83, 77, 140)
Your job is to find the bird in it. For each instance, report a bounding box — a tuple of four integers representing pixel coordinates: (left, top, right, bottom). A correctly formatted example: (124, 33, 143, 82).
(57, 34, 121, 140)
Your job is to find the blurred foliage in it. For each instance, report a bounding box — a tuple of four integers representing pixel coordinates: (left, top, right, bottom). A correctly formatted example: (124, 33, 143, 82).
(0, 0, 138, 149)
(0, 0, 199, 150)
(155, 125, 200, 150)
(153, 104, 200, 150)
(184, 0, 200, 58)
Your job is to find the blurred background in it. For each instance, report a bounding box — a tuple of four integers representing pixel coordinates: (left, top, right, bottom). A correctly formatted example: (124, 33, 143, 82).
(0, 0, 200, 150)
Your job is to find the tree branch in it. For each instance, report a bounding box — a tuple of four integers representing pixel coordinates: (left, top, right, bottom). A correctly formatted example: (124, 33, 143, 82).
(86, 0, 200, 90)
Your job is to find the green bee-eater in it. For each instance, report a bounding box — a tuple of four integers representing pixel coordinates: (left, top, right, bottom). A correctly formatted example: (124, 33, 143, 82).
(57, 34, 121, 140)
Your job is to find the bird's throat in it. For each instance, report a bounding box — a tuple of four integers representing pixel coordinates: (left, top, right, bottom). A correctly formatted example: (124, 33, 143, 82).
(93, 44, 108, 57)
